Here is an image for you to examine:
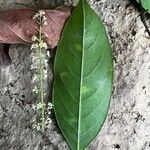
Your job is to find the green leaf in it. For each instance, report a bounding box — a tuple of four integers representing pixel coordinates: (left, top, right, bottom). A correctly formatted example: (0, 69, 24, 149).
(136, 0, 150, 13)
(52, 0, 113, 149)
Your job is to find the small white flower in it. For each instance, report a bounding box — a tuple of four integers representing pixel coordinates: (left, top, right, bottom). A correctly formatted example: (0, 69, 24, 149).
(30, 52, 36, 58)
(45, 118, 52, 125)
(33, 13, 39, 20)
(44, 58, 48, 65)
(32, 35, 38, 42)
(46, 124, 51, 130)
(43, 69, 47, 75)
(43, 16, 47, 21)
(32, 74, 38, 82)
(37, 102, 43, 109)
(30, 63, 38, 69)
(48, 102, 53, 109)
(39, 41, 48, 49)
(31, 57, 39, 65)
(47, 51, 50, 57)
(30, 64, 38, 70)
(42, 16, 47, 26)
(42, 42, 48, 49)
(43, 21, 48, 26)
(43, 146, 48, 149)
(48, 111, 51, 115)
(44, 73, 48, 79)
(31, 43, 39, 49)
(32, 104, 37, 110)
(45, 34, 48, 37)
(32, 86, 38, 94)
(37, 102, 46, 109)
(39, 10, 45, 16)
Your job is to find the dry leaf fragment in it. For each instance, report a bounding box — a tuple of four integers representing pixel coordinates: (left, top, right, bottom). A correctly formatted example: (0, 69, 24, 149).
(0, 8, 71, 48)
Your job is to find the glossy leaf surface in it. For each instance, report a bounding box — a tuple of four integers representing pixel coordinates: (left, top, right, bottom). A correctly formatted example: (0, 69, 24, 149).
(53, 0, 113, 149)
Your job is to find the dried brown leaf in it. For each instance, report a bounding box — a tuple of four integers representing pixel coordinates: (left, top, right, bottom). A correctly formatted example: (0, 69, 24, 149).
(0, 8, 71, 48)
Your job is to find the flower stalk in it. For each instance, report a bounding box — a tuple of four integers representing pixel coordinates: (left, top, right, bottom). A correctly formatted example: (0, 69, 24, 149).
(31, 10, 48, 132)
(39, 22, 45, 132)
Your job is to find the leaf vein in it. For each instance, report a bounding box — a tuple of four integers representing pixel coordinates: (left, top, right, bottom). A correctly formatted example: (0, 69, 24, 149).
(82, 94, 107, 120)
(85, 33, 100, 51)
(83, 75, 108, 101)
(57, 93, 77, 119)
(60, 75, 78, 103)
(65, 62, 79, 80)
(84, 50, 106, 78)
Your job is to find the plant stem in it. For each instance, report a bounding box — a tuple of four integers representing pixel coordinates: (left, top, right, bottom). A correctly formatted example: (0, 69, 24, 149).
(39, 17, 45, 132)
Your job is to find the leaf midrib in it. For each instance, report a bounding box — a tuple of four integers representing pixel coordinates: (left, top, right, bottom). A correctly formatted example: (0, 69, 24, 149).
(77, 0, 85, 149)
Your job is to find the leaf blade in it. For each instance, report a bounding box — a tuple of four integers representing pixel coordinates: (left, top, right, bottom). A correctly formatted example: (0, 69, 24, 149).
(53, 0, 113, 149)
(136, 0, 150, 13)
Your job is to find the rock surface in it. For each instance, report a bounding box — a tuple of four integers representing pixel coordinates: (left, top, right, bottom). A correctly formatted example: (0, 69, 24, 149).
(0, 0, 150, 150)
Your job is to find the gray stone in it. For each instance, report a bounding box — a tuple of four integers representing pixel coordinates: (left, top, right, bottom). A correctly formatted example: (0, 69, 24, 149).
(0, 0, 150, 150)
